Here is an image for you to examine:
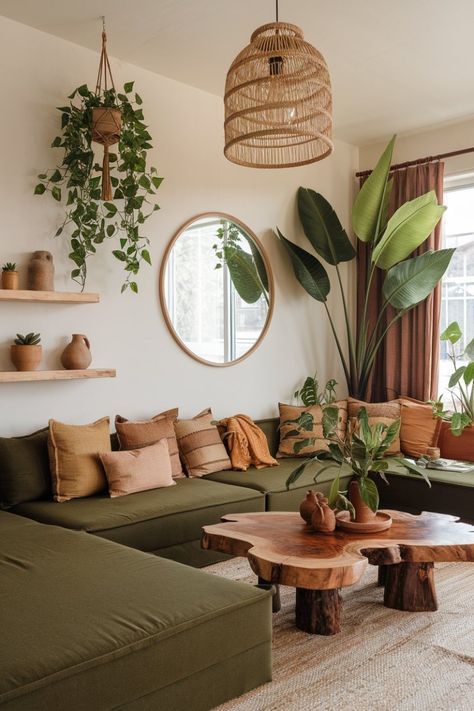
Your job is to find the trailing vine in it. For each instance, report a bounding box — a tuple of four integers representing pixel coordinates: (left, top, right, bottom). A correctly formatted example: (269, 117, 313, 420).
(35, 82, 163, 293)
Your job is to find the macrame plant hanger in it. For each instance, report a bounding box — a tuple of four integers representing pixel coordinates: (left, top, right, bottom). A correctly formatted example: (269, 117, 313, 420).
(91, 18, 121, 200)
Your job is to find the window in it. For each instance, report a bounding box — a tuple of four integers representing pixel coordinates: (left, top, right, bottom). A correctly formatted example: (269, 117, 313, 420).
(439, 178, 474, 399)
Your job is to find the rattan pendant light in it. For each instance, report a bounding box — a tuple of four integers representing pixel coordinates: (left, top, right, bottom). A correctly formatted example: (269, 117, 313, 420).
(224, 0, 333, 168)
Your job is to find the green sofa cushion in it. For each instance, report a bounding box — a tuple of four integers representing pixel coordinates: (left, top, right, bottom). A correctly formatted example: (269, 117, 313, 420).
(12, 478, 265, 555)
(0, 511, 272, 710)
(0, 428, 51, 508)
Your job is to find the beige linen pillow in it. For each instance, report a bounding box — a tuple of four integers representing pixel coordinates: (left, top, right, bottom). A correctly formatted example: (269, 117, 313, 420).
(174, 408, 232, 477)
(115, 408, 184, 479)
(100, 438, 176, 498)
(277, 401, 348, 457)
(348, 398, 401, 455)
(48, 417, 110, 502)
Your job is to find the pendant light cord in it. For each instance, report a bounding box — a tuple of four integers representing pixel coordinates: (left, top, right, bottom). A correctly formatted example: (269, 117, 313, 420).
(276, 0, 279, 22)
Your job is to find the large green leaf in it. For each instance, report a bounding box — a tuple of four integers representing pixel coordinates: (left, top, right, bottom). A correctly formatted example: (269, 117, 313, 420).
(357, 477, 379, 512)
(382, 248, 455, 310)
(248, 239, 269, 291)
(352, 135, 395, 243)
(372, 191, 446, 270)
(224, 245, 263, 304)
(276, 229, 330, 303)
(441, 321, 462, 344)
(297, 188, 356, 264)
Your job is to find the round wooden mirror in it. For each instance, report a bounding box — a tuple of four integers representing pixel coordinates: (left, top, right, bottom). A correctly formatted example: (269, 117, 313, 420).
(160, 213, 274, 366)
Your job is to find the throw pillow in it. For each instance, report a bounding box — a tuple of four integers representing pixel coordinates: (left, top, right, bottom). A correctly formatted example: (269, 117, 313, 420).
(348, 398, 401, 455)
(0, 427, 51, 508)
(115, 408, 184, 479)
(399, 397, 442, 458)
(277, 401, 348, 458)
(174, 408, 232, 477)
(100, 438, 176, 498)
(48, 417, 111, 502)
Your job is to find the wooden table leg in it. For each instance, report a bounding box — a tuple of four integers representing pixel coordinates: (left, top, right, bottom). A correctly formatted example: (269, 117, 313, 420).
(377, 565, 388, 587)
(258, 577, 281, 613)
(295, 588, 341, 635)
(384, 562, 438, 611)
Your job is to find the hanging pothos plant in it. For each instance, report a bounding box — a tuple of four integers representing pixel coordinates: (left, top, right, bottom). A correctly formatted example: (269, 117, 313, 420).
(35, 30, 162, 293)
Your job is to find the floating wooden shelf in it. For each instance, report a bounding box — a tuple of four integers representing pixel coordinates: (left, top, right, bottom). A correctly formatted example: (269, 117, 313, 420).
(0, 290, 99, 303)
(0, 369, 116, 383)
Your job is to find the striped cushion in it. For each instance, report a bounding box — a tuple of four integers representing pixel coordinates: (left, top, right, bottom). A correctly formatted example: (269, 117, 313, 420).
(115, 408, 184, 479)
(174, 408, 231, 477)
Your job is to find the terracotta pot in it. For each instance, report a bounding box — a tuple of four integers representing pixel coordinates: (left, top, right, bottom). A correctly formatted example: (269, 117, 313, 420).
(2, 271, 19, 290)
(10, 345, 42, 371)
(61, 334, 92, 370)
(91, 107, 121, 145)
(311, 497, 336, 533)
(299, 490, 318, 524)
(439, 421, 474, 462)
(349, 480, 377, 523)
(27, 251, 55, 291)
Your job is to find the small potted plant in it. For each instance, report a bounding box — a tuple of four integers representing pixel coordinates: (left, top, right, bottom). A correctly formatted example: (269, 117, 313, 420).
(2, 263, 19, 290)
(435, 322, 474, 461)
(286, 406, 430, 533)
(10, 333, 42, 372)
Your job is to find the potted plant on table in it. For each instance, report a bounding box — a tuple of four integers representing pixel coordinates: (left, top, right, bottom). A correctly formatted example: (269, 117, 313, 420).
(10, 333, 42, 372)
(2, 263, 19, 290)
(287, 406, 431, 533)
(434, 321, 474, 461)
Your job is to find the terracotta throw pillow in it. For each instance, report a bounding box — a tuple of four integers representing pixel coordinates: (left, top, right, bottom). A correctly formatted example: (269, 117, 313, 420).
(348, 398, 401, 455)
(115, 408, 184, 479)
(174, 408, 232, 477)
(48, 417, 111, 502)
(399, 397, 442, 458)
(277, 401, 348, 458)
(100, 438, 176, 498)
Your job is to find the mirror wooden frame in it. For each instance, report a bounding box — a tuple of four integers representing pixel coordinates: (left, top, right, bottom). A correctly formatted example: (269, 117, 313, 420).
(159, 212, 274, 367)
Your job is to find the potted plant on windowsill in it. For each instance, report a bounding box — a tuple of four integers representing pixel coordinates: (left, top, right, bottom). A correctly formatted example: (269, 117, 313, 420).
(434, 322, 474, 461)
(286, 406, 431, 533)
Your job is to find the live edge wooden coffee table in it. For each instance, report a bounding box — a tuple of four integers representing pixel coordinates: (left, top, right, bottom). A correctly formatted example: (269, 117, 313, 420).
(201, 510, 474, 636)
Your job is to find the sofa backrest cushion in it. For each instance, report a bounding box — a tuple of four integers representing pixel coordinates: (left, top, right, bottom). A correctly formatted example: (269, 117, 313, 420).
(0, 428, 51, 508)
(254, 418, 279, 458)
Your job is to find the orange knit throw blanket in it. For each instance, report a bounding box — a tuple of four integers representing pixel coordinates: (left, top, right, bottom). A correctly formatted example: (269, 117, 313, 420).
(219, 414, 279, 471)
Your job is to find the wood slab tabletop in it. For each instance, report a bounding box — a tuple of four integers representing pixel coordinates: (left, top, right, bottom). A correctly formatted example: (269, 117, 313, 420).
(202, 511, 474, 590)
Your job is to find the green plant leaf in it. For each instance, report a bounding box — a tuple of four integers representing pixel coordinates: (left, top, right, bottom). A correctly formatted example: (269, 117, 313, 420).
(352, 135, 395, 243)
(224, 245, 264, 304)
(382, 249, 455, 310)
(124, 81, 134, 93)
(51, 186, 61, 202)
(440, 321, 462, 344)
(464, 338, 474, 360)
(372, 191, 446, 270)
(449, 366, 466, 388)
(395, 457, 431, 486)
(142, 249, 151, 265)
(248, 239, 269, 291)
(322, 406, 339, 438)
(130, 281, 138, 293)
(112, 250, 127, 262)
(463, 362, 474, 386)
(358, 477, 379, 512)
(104, 202, 117, 215)
(34, 184, 46, 195)
(276, 229, 330, 303)
(297, 188, 356, 264)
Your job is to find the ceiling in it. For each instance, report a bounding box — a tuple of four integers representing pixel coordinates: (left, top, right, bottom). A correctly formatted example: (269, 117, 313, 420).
(1, 0, 474, 145)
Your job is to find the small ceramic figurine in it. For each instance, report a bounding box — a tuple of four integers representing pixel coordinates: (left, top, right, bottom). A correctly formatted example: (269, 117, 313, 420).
(310, 492, 336, 533)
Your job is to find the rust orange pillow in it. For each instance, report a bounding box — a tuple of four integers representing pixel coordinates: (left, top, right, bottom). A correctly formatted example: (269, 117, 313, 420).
(399, 397, 442, 458)
(348, 398, 401, 455)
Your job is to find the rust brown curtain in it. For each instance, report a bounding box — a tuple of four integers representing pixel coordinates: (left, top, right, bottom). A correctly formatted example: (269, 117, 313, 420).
(356, 161, 444, 402)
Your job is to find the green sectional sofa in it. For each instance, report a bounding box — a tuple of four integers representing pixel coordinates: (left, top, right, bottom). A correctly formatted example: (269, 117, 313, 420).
(0, 511, 272, 710)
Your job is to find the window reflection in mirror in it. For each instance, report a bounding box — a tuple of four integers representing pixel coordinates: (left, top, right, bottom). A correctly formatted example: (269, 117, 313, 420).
(161, 214, 272, 365)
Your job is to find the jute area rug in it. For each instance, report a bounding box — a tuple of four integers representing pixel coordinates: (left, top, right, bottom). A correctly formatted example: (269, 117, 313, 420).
(206, 558, 474, 711)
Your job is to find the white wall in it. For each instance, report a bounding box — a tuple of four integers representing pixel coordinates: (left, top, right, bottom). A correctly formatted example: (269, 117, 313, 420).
(359, 117, 474, 177)
(0, 16, 358, 436)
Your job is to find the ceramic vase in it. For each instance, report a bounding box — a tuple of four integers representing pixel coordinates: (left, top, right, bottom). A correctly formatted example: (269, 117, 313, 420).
(310, 495, 336, 533)
(61, 334, 92, 370)
(299, 490, 318, 524)
(27, 251, 55, 291)
(10, 345, 42, 371)
(349, 480, 376, 523)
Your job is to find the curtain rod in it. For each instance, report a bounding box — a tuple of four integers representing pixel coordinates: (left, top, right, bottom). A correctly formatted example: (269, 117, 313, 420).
(355, 145, 474, 178)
